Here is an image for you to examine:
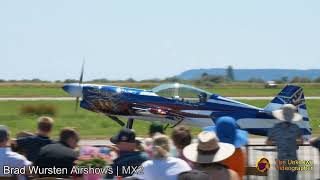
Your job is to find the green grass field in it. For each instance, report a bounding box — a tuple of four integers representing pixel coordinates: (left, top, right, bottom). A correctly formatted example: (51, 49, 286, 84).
(0, 100, 319, 138)
(1, 83, 320, 97)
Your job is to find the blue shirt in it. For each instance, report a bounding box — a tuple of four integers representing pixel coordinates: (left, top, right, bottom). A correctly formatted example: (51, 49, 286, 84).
(0, 147, 31, 180)
(268, 122, 302, 160)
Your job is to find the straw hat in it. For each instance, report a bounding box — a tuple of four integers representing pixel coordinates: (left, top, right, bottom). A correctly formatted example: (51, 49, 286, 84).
(272, 104, 302, 122)
(183, 131, 235, 164)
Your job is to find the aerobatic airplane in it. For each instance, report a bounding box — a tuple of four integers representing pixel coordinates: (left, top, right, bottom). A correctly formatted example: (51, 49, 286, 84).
(62, 69, 312, 138)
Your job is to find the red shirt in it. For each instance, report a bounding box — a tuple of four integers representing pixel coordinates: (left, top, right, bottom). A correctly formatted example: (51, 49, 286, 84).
(222, 148, 246, 179)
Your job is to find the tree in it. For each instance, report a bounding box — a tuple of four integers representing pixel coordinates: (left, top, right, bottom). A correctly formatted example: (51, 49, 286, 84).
(90, 78, 110, 83)
(164, 77, 179, 82)
(126, 78, 136, 83)
(280, 76, 288, 83)
(248, 77, 264, 83)
(290, 77, 311, 83)
(313, 76, 320, 83)
(201, 73, 209, 81)
(226, 66, 235, 81)
(208, 75, 226, 83)
(201, 72, 208, 78)
(31, 78, 42, 83)
(64, 79, 78, 83)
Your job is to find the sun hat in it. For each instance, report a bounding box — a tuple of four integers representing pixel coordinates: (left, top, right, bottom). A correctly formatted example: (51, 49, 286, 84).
(272, 104, 302, 122)
(183, 131, 235, 164)
(203, 116, 248, 148)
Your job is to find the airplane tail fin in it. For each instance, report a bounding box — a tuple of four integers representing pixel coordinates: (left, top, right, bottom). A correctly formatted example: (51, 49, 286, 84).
(264, 85, 312, 136)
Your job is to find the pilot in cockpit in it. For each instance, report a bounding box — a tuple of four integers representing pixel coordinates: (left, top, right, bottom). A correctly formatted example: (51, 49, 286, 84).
(198, 92, 208, 103)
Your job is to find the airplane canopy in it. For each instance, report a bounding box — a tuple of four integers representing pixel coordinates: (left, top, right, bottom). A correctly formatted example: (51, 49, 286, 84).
(152, 83, 212, 101)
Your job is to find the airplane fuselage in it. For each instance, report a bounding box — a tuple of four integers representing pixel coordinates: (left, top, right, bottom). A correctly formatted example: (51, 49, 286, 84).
(63, 83, 312, 137)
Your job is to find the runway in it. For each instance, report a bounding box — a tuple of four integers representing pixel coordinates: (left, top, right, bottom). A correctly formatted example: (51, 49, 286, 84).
(1, 96, 320, 101)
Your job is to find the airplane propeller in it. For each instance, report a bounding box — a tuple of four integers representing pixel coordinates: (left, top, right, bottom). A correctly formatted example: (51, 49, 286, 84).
(75, 60, 85, 112)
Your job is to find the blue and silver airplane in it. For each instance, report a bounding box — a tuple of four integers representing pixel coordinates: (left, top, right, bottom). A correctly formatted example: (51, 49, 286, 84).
(62, 69, 312, 138)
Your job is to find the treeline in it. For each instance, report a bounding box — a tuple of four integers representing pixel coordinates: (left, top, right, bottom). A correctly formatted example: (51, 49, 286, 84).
(189, 66, 320, 84)
(248, 76, 320, 83)
(1, 66, 320, 84)
(1, 76, 320, 84)
(0, 78, 51, 83)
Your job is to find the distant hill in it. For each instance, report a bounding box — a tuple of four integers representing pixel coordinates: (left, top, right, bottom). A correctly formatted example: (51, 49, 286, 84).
(176, 69, 320, 81)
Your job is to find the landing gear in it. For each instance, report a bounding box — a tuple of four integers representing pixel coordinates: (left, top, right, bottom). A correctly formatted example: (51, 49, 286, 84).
(107, 116, 135, 129)
(108, 115, 125, 127)
(164, 123, 170, 130)
(126, 118, 134, 129)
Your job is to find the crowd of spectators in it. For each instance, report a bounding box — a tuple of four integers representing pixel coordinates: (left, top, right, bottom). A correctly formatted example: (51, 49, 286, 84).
(0, 104, 313, 180)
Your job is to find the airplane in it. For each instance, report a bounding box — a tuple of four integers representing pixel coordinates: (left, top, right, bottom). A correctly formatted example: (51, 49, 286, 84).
(62, 68, 312, 138)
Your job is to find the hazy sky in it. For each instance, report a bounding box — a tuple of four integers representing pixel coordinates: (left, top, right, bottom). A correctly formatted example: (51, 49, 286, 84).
(1, 0, 320, 81)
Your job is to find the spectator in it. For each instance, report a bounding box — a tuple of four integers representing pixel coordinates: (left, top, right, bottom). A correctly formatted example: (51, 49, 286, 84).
(11, 131, 34, 156)
(13, 116, 55, 162)
(144, 122, 165, 157)
(178, 170, 210, 180)
(108, 128, 148, 178)
(35, 128, 79, 177)
(266, 104, 303, 180)
(16, 131, 34, 139)
(310, 136, 320, 150)
(149, 122, 164, 137)
(204, 116, 248, 179)
(183, 131, 239, 180)
(309, 137, 320, 165)
(132, 134, 191, 180)
(143, 137, 154, 157)
(0, 125, 32, 180)
(171, 126, 193, 166)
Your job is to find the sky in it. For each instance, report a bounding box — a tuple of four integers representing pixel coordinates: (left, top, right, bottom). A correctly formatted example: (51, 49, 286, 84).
(1, 0, 320, 81)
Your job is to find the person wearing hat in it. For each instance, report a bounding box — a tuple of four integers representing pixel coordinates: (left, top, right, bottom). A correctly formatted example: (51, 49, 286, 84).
(203, 116, 248, 179)
(132, 134, 191, 180)
(149, 122, 165, 137)
(0, 125, 32, 180)
(266, 104, 304, 180)
(198, 92, 208, 103)
(142, 122, 166, 157)
(108, 128, 148, 178)
(183, 131, 240, 180)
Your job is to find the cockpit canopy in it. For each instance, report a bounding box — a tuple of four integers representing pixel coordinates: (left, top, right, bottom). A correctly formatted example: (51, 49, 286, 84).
(152, 83, 212, 102)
